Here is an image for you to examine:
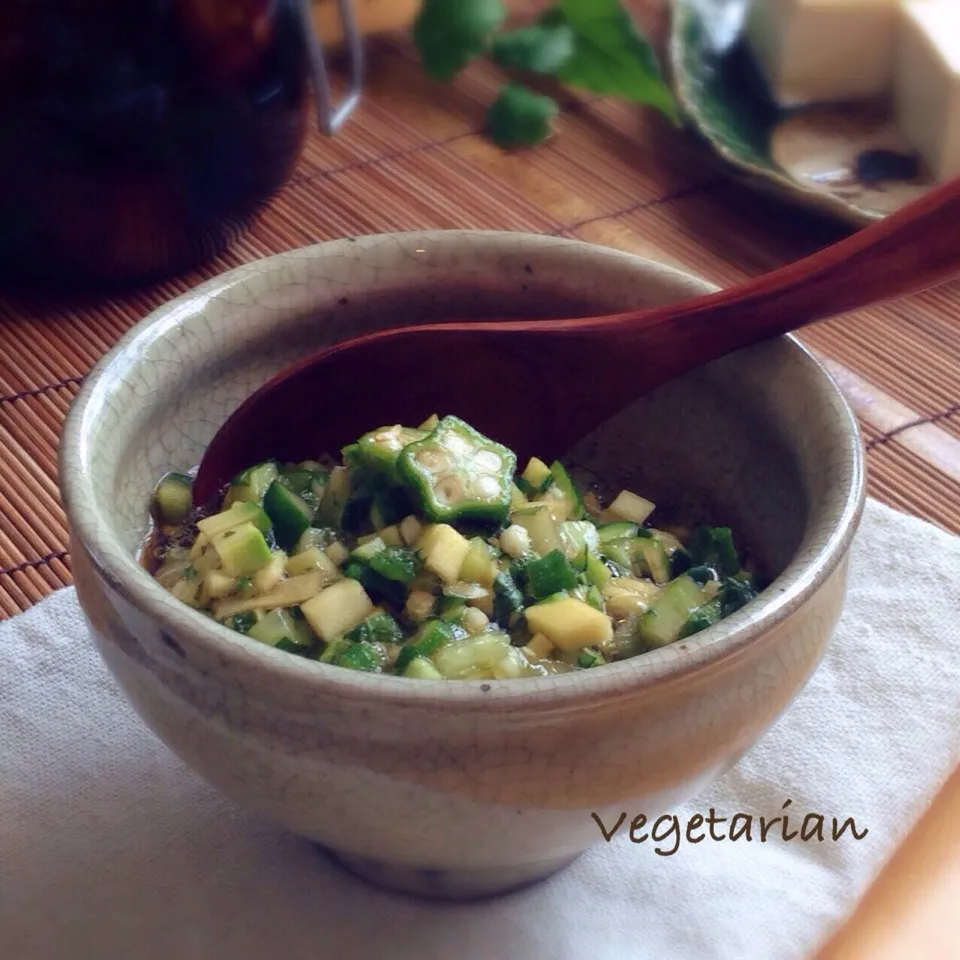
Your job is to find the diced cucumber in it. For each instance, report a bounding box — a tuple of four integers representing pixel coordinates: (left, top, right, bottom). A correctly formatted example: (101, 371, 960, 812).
(224, 461, 280, 507)
(367, 546, 421, 584)
(248, 607, 314, 650)
(577, 648, 605, 668)
(559, 520, 599, 567)
(606, 490, 655, 525)
(601, 537, 635, 571)
(356, 424, 427, 482)
(301, 578, 374, 640)
(419, 413, 440, 431)
(196, 501, 272, 540)
(687, 526, 742, 578)
(492, 571, 524, 624)
(343, 562, 406, 607)
(395, 619, 457, 673)
(585, 551, 615, 588)
(432, 631, 513, 679)
(510, 483, 528, 509)
(344, 612, 404, 646)
(512, 504, 562, 556)
(597, 521, 638, 544)
(223, 611, 259, 634)
(213, 523, 273, 577)
(264, 481, 314, 552)
(153, 472, 193, 525)
(583, 584, 605, 612)
(351, 537, 387, 562)
(524, 550, 577, 600)
(679, 598, 722, 639)
(403, 656, 444, 679)
(436, 595, 467, 623)
(637, 575, 706, 648)
(335, 641, 384, 672)
(635, 538, 670, 584)
(548, 461, 585, 520)
(370, 486, 414, 529)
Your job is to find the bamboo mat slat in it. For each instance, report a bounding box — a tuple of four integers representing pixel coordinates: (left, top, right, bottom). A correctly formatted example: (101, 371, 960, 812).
(0, 27, 957, 620)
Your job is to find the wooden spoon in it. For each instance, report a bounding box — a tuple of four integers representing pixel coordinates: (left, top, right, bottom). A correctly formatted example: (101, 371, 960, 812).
(194, 176, 960, 503)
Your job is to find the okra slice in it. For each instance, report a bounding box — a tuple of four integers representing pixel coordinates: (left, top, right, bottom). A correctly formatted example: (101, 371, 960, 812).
(355, 424, 427, 482)
(397, 416, 517, 526)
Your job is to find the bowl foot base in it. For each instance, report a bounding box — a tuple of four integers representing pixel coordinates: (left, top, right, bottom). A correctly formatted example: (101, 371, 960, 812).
(316, 845, 583, 901)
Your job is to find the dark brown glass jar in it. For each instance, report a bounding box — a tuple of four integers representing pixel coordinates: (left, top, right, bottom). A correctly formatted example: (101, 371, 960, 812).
(0, 0, 311, 288)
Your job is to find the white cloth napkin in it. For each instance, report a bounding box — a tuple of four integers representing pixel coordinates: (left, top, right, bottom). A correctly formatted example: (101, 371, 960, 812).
(3, 497, 959, 960)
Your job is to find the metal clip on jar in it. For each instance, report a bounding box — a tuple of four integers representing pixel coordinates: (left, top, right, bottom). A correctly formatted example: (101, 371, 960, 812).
(0, 0, 364, 290)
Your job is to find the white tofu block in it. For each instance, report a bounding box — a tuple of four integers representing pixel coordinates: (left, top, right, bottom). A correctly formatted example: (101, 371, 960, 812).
(744, 0, 901, 106)
(894, 1, 960, 181)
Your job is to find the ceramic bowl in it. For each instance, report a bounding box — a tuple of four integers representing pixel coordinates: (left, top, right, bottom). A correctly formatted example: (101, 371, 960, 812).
(60, 230, 865, 900)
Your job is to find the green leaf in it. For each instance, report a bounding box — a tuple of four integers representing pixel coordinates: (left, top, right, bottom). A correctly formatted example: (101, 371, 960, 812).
(554, 0, 678, 122)
(490, 21, 575, 74)
(412, 0, 506, 82)
(485, 82, 559, 148)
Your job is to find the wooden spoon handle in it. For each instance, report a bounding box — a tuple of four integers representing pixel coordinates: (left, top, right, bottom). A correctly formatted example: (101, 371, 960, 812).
(608, 175, 960, 366)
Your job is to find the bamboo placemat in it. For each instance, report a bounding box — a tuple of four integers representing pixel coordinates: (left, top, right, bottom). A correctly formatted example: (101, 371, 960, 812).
(0, 15, 958, 620)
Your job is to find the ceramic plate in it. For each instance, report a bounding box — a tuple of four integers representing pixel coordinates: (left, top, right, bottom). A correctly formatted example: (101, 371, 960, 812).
(667, 0, 937, 227)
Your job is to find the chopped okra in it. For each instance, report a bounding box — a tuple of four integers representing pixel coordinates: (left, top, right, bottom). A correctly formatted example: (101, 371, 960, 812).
(398, 416, 517, 526)
(145, 415, 762, 679)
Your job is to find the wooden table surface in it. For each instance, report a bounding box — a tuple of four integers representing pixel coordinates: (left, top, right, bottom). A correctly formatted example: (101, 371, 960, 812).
(0, 1, 957, 955)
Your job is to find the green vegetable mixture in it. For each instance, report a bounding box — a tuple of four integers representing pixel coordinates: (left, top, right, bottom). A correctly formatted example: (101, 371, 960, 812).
(146, 415, 761, 680)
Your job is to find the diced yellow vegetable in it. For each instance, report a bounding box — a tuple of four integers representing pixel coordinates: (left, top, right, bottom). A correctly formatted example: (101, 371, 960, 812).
(253, 550, 287, 594)
(603, 577, 660, 603)
(196, 502, 259, 540)
(212, 571, 327, 620)
(606, 490, 656, 525)
(287, 547, 339, 579)
(650, 528, 684, 554)
(491, 646, 534, 679)
(521, 457, 552, 489)
(399, 515, 422, 546)
(404, 656, 444, 679)
(418, 523, 471, 584)
(189, 534, 209, 561)
(524, 596, 613, 652)
(524, 632, 554, 659)
(380, 524, 404, 547)
(171, 576, 202, 608)
(405, 589, 436, 623)
(512, 504, 562, 555)
(462, 606, 490, 634)
(301, 578, 374, 640)
(459, 537, 498, 586)
(325, 541, 349, 566)
(203, 570, 238, 601)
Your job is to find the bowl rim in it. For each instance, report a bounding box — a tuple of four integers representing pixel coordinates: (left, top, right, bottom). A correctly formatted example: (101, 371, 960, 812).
(60, 229, 866, 709)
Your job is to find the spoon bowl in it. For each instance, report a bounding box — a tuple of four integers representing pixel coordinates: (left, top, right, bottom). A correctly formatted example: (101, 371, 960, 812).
(194, 176, 960, 503)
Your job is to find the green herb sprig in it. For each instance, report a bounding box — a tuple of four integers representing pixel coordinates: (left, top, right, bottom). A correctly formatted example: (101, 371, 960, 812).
(412, 0, 678, 148)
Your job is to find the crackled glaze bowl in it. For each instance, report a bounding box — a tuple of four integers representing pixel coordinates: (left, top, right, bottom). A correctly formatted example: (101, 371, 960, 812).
(60, 231, 865, 900)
